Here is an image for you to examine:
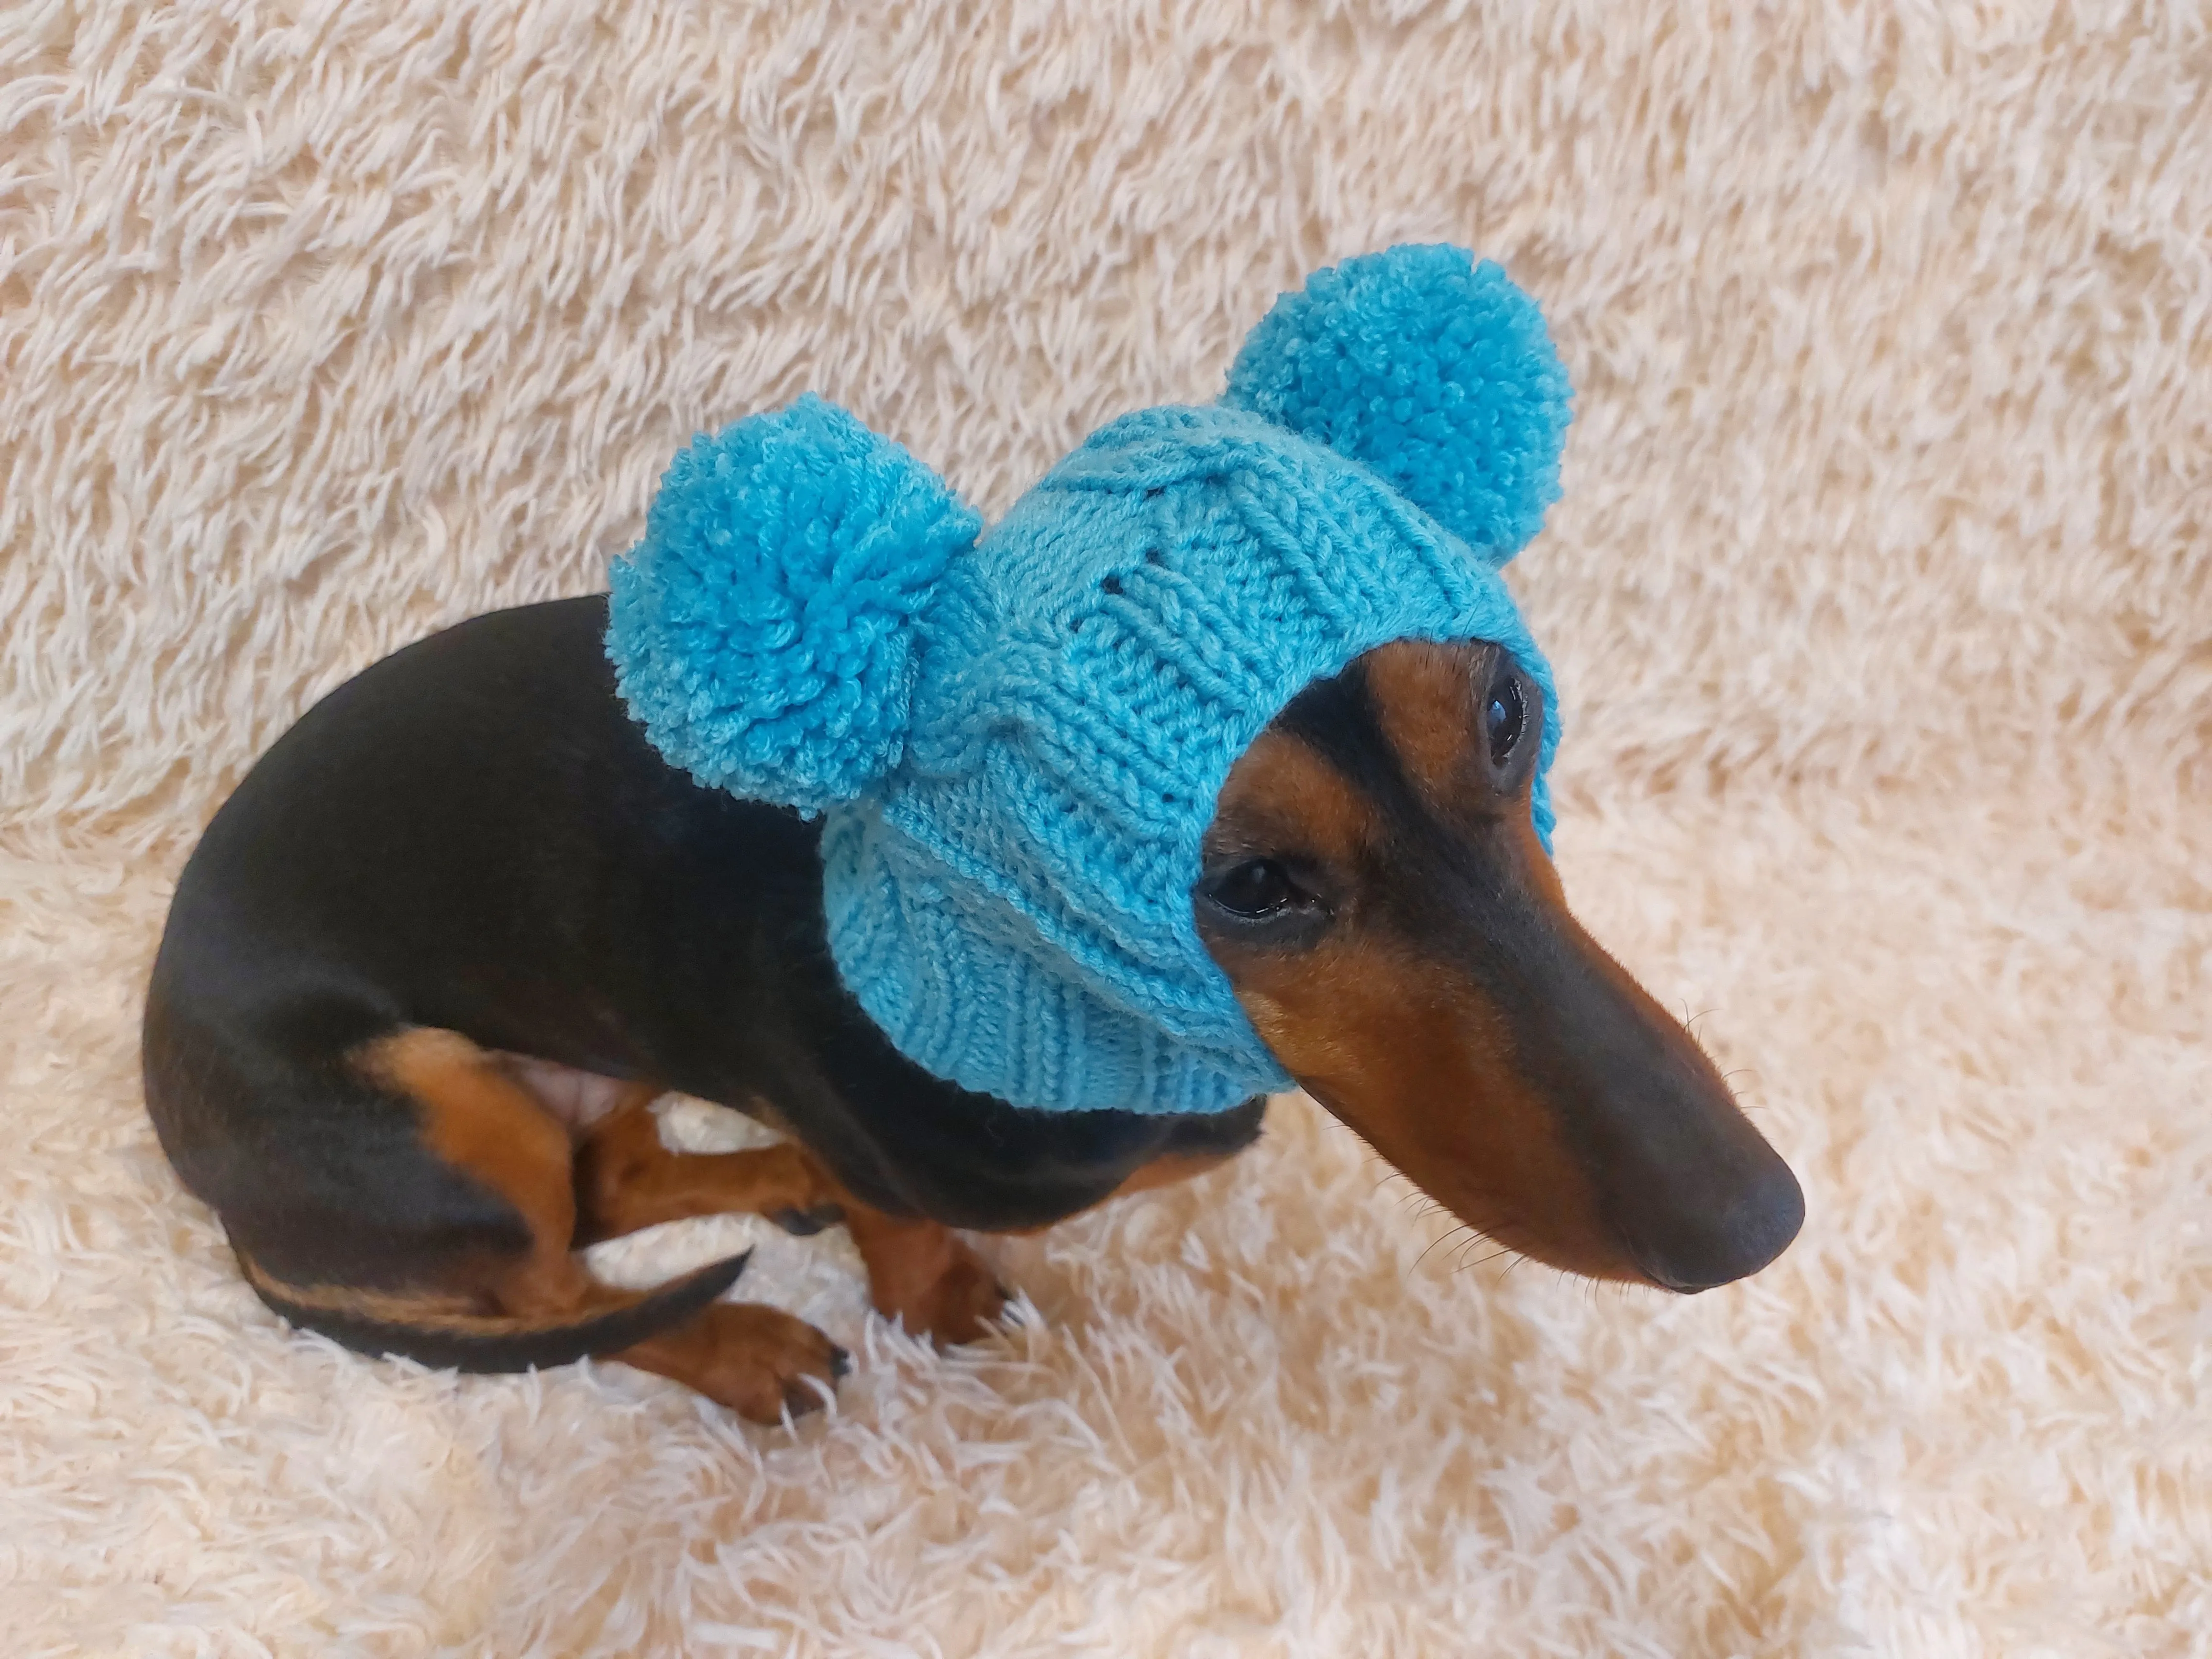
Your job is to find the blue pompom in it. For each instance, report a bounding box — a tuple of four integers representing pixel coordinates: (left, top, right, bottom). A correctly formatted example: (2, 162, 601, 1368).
(1222, 245, 1571, 564)
(606, 395, 980, 814)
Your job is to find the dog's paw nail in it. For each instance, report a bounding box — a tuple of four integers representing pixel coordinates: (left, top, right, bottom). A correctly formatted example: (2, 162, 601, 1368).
(829, 1343, 852, 1379)
(783, 1383, 829, 1418)
(772, 1203, 843, 1236)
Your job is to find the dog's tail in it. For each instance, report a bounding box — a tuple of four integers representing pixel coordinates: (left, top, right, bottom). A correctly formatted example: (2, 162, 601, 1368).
(235, 1248, 753, 1373)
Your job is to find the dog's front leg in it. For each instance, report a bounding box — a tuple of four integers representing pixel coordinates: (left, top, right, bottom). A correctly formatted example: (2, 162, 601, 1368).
(572, 1092, 843, 1245)
(827, 1190, 1011, 1347)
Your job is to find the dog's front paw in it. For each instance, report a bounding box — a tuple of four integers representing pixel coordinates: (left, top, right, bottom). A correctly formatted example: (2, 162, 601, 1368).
(884, 1236, 1010, 1347)
(683, 1303, 850, 1422)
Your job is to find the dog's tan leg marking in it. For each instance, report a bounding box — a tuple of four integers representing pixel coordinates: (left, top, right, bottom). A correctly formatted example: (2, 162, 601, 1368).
(578, 1097, 1002, 1347)
(360, 1030, 843, 1420)
(571, 1093, 839, 1246)
(361, 1028, 597, 1313)
(831, 1195, 1008, 1346)
(617, 1301, 849, 1420)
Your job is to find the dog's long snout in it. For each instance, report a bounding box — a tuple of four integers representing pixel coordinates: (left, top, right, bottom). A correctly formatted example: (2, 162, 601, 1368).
(1605, 1089, 1804, 1292)
(1631, 1176, 1804, 1292)
(1509, 911, 1805, 1292)
(1199, 640, 1805, 1294)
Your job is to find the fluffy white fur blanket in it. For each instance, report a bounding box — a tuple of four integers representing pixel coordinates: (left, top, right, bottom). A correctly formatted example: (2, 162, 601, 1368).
(2, 2, 2206, 1653)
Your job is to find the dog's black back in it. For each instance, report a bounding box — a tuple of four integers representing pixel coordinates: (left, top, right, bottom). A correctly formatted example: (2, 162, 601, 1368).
(145, 596, 1261, 1274)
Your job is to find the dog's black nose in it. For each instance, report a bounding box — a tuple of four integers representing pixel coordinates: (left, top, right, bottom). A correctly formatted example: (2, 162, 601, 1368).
(1629, 1160, 1806, 1293)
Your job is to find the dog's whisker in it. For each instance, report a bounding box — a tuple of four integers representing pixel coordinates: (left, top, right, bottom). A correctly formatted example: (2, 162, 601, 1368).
(1413, 1222, 1475, 1274)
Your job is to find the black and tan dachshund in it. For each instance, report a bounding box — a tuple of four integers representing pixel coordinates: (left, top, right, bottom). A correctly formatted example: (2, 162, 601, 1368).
(143, 597, 1803, 1421)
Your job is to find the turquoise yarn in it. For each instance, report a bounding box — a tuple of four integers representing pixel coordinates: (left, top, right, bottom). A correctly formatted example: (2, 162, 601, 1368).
(607, 395, 981, 815)
(1223, 244, 1571, 560)
(607, 246, 1573, 1115)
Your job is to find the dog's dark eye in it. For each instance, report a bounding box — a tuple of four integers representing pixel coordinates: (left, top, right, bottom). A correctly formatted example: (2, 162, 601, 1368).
(1206, 859, 1296, 919)
(1484, 673, 1526, 768)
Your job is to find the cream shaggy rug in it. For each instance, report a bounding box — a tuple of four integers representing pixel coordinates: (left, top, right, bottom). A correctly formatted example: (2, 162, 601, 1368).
(2, 2, 2208, 1654)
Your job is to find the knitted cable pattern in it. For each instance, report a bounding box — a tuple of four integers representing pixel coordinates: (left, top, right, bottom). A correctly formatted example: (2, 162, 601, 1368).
(607, 246, 1571, 1114)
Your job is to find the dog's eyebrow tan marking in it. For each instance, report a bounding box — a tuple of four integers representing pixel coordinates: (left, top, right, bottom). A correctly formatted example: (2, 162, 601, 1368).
(1207, 725, 1378, 869)
(1359, 639, 1494, 804)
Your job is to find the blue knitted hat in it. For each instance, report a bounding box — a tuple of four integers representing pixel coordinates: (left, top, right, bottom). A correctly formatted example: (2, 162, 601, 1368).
(607, 245, 1572, 1115)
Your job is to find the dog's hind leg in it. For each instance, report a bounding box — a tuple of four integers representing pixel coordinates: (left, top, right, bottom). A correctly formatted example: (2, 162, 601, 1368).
(240, 1028, 845, 1421)
(371, 1031, 849, 1419)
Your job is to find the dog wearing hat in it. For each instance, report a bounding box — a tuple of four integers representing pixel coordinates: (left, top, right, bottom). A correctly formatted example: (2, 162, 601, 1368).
(143, 246, 1804, 1422)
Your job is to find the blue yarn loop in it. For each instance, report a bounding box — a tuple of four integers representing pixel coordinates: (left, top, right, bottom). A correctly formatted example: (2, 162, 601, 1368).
(607, 245, 1572, 1114)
